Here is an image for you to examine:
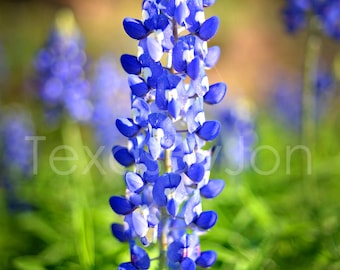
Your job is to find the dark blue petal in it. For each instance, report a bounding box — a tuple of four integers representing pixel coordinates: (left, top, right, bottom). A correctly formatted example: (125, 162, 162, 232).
(172, 40, 186, 72)
(109, 196, 135, 215)
(140, 151, 159, 182)
(153, 181, 167, 206)
(121, 54, 141, 74)
(203, 0, 216, 7)
(167, 198, 177, 217)
(167, 240, 184, 262)
(186, 163, 205, 183)
(196, 121, 220, 141)
(198, 16, 219, 41)
(181, 257, 196, 270)
(125, 172, 144, 193)
(166, 173, 182, 188)
(111, 223, 130, 242)
(116, 118, 140, 138)
(193, 210, 217, 230)
(128, 75, 149, 97)
(168, 99, 180, 119)
(123, 17, 149, 40)
(112, 146, 135, 167)
(195, 250, 217, 268)
(118, 262, 137, 270)
(187, 56, 201, 80)
(203, 82, 227, 105)
(205, 46, 220, 68)
(200, 179, 225, 199)
(130, 242, 150, 269)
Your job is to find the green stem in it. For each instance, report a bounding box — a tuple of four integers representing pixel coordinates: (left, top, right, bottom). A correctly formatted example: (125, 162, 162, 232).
(301, 16, 321, 214)
(61, 119, 95, 269)
(302, 17, 321, 147)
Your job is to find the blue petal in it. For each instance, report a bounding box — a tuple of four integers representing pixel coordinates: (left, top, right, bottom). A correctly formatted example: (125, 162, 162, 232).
(181, 257, 196, 270)
(111, 223, 130, 242)
(128, 75, 149, 97)
(193, 210, 217, 230)
(125, 172, 144, 193)
(148, 137, 162, 160)
(205, 46, 220, 68)
(112, 146, 135, 167)
(198, 16, 219, 41)
(147, 36, 163, 62)
(167, 198, 177, 217)
(123, 17, 149, 40)
(167, 239, 184, 262)
(109, 196, 135, 215)
(186, 163, 205, 183)
(118, 262, 137, 270)
(121, 54, 141, 74)
(203, 82, 227, 105)
(187, 56, 201, 80)
(132, 211, 148, 237)
(116, 118, 140, 138)
(172, 40, 186, 72)
(132, 98, 150, 127)
(167, 173, 182, 188)
(168, 99, 180, 119)
(203, 0, 216, 7)
(130, 242, 151, 269)
(139, 151, 159, 182)
(160, 117, 176, 149)
(200, 179, 225, 199)
(196, 121, 220, 141)
(174, 1, 190, 25)
(195, 250, 217, 268)
(152, 180, 167, 206)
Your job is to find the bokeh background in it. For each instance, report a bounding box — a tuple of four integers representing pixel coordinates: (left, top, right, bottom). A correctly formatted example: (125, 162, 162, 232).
(0, 0, 339, 269)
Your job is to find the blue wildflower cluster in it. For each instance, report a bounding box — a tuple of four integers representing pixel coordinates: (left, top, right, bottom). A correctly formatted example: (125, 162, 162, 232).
(91, 56, 128, 148)
(110, 0, 227, 269)
(34, 9, 92, 125)
(216, 101, 257, 172)
(273, 69, 335, 130)
(0, 107, 34, 211)
(282, 0, 340, 40)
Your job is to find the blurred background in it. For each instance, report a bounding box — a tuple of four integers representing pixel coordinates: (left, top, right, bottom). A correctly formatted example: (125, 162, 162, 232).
(0, 0, 339, 269)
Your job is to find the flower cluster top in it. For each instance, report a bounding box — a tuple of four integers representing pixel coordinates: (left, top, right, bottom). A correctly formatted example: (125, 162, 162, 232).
(110, 0, 227, 269)
(282, 0, 340, 40)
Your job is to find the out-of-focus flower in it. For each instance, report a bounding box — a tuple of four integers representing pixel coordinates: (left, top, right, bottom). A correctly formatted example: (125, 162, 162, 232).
(110, 0, 227, 268)
(282, 0, 340, 40)
(0, 106, 34, 211)
(272, 68, 335, 130)
(91, 55, 129, 148)
(34, 9, 92, 125)
(216, 99, 257, 173)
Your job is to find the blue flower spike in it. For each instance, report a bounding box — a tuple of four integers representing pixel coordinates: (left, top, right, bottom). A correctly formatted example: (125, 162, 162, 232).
(110, 0, 227, 268)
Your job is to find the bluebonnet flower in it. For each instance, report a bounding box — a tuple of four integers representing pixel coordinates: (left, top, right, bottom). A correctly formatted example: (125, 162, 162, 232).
(110, 0, 227, 268)
(272, 68, 335, 131)
(34, 9, 92, 125)
(216, 100, 257, 173)
(91, 55, 129, 148)
(282, 0, 340, 40)
(0, 106, 34, 211)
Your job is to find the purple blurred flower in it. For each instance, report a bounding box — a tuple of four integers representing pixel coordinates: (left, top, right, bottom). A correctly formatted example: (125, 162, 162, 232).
(0, 106, 34, 211)
(34, 9, 92, 125)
